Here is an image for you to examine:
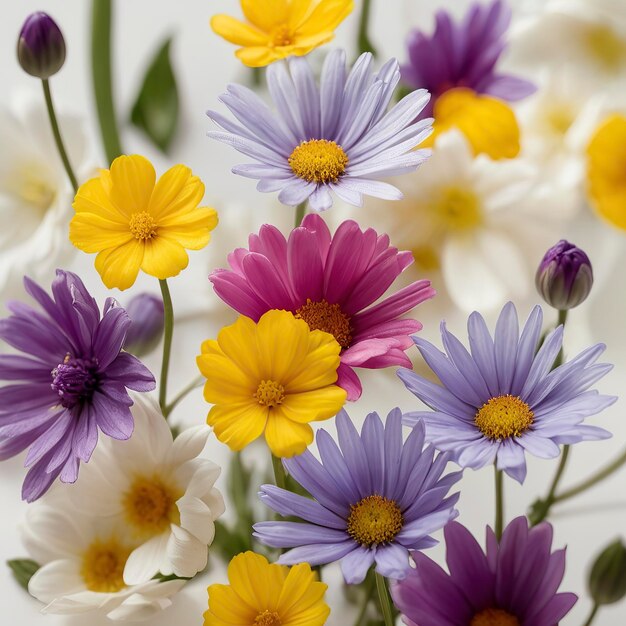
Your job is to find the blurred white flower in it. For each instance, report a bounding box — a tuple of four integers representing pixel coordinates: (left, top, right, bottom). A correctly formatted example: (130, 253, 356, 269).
(68, 395, 224, 584)
(0, 95, 90, 302)
(23, 505, 185, 621)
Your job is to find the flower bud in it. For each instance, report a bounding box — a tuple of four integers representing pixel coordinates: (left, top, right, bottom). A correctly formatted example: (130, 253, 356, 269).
(535, 240, 593, 310)
(17, 12, 66, 79)
(123, 293, 164, 357)
(589, 539, 626, 606)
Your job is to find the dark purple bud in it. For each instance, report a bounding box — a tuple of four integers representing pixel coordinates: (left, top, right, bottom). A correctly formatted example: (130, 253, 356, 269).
(17, 12, 66, 79)
(123, 293, 164, 357)
(536, 240, 593, 310)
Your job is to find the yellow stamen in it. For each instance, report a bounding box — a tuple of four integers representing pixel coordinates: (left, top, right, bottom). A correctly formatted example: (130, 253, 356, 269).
(475, 395, 534, 440)
(254, 380, 285, 407)
(470, 607, 521, 626)
(586, 24, 626, 71)
(254, 610, 282, 626)
(129, 211, 157, 240)
(295, 299, 352, 349)
(433, 187, 482, 231)
(288, 139, 349, 184)
(347, 494, 403, 547)
(272, 24, 293, 47)
(80, 537, 130, 593)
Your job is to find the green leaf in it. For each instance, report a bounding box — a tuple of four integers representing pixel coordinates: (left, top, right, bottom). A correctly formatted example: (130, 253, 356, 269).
(130, 37, 179, 152)
(7, 559, 40, 590)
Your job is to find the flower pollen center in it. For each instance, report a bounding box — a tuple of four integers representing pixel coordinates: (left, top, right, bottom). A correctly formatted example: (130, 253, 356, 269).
(122, 475, 181, 536)
(51, 354, 99, 408)
(470, 607, 521, 626)
(347, 494, 403, 547)
(586, 24, 626, 71)
(295, 299, 352, 349)
(129, 211, 157, 240)
(434, 186, 482, 231)
(289, 139, 349, 184)
(475, 395, 534, 440)
(254, 380, 285, 407)
(254, 610, 282, 626)
(272, 24, 293, 47)
(80, 537, 130, 593)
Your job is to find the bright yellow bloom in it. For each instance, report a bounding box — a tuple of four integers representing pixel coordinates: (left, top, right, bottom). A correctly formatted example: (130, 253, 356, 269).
(197, 310, 346, 457)
(587, 114, 626, 230)
(424, 88, 520, 160)
(70, 155, 218, 290)
(204, 552, 329, 626)
(211, 0, 353, 67)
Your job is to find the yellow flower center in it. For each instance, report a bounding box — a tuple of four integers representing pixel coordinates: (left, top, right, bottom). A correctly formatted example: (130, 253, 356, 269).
(10, 165, 56, 212)
(129, 211, 157, 240)
(411, 245, 440, 271)
(295, 299, 352, 349)
(347, 495, 404, 547)
(254, 610, 282, 626)
(433, 187, 482, 231)
(254, 380, 286, 407)
(288, 139, 349, 184)
(272, 24, 293, 47)
(586, 24, 626, 71)
(474, 395, 534, 440)
(470, 608, 521, 626)
(80, 537, 131, 593)
(545, 105, 575, 136)
(122, 474, 181, 536)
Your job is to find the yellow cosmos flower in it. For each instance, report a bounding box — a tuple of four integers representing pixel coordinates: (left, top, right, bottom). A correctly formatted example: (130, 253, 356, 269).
(197, 309, 346, 457)
(423, 88, 520, 160)
(210, 0, 353, 67)
(204, 552, 329, 626)
(587, 114, 626, 230)
(70, 155, 218, 290)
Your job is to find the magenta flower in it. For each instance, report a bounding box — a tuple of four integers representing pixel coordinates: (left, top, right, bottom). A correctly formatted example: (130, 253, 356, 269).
(210, 214, 435, 400)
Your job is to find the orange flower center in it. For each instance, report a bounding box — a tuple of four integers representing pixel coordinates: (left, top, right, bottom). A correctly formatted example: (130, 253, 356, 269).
(347, 495, 403, 547)
(295, 299, 352, 349)
(129, 211, 157, 240)
(474, 394, 534, 440)
(80, 537, 131, 593)
(254, 380, 285, 407)
(470, 608, 521, 626)
(288, 139, 349, 184)
(254, 610, 282, 626)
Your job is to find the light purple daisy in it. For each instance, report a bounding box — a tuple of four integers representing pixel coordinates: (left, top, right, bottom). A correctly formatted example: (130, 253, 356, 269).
(0, 270, 155, 501)
(207, 49, 432, 211)
(391, 517, 577, 626)
(401, 0, 535, 117)
(399, 302, 615, 483)
(210, 213, 435, 401)
(253, 408, 461, 584)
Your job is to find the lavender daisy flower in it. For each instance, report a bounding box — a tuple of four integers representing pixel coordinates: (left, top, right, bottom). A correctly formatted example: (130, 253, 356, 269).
(399, 302, 615, 483)
(0, 270, 155, 501)
(207, 49, 432, 212)
(253, 409, 461, 584)
(391, 516, 577, 626)
(401, 0, 535, 117)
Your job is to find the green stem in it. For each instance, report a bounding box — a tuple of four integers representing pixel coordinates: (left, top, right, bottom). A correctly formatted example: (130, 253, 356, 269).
(495, 467, 504, 540)
(357, 0, 377, 56)
(375, 572, 394, 626)
(582, 603, 599, 626)
(271, 454, 287, 490)
(158, 279, 174, 418)
(91, 0, 123, 164)
(353, 574, 375, 626)
(294, 201, 307, 227)
(165, 375, 203, 416)
(41, 79, 78, 192)
(530, 445, 570, 526)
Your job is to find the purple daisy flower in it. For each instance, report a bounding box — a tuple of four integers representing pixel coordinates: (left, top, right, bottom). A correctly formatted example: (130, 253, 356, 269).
(391, 517, 577, 626)
(207, 49, 432, 211)
(210, 213, 435, 401)
(401, 0, 535, 117)
(253, 409, 461, 584)
(399, 302, 615, 483)
(0, 270, 155, 501)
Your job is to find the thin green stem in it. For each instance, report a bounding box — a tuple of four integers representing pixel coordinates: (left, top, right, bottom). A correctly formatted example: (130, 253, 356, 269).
(271, 454, 287, 490)
(530, 445, 570, 526)
(357, 0, 377, 56)
(582, 603, 600, 626)
(42, 79, 78, 192)
(165, 375, 203, 416)
(375, 572, 394, 626)
(158, 279, 174, 418)
(353, 574, 375, 626)
(294, 201, 307, 227)
(91, 0, 123, 164)
(495, 467, 504, 540)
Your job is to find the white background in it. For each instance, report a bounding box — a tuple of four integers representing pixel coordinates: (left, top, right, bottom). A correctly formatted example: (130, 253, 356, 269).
(1, 0, 626, 624)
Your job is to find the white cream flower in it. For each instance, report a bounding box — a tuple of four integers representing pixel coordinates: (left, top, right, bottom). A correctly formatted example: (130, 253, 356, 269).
(68, 395, 225, 584)
(23, 504, 185, 621)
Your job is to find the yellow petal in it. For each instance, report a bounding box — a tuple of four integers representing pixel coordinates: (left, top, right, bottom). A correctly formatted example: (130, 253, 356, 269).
(205, 583, 257, 625)
(277, 563, 329, 624)
(227, 552, 286, 610)
(140, 236, 189, 279)
(69, 213, 133, 254)
(287, 330, 341, 392)
(235, 46, 284, 67)
(210, 14, 268, 46)
(94, 240, 144, 290)
(109, 155, 156, 216)
(215, 316, 263, 382)
(297, 0, 353, 33)
(159, 207, 218, 250)
(241, 0, 287, 31)
(208, 402, 268, 451)
(148, 164, 203, 219)
(281, 387, 346, 423)
(72, 175, 126, 223)
(199, 354, 255, 403)
(264, 411, 313, 457)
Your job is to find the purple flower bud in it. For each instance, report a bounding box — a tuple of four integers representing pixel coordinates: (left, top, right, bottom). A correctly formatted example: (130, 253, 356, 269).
(123, 293, 164, 357)
(536, 240, 593, 310)
(17, 12, 66, 79)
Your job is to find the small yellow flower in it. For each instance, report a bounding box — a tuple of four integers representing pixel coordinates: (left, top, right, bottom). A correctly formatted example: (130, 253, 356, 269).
(211, 0, 353, 67)
(70, 155, 218, 290)
(197, 309, 346, 457)
(587, 114, 626, 230)
(204, 552, 329, 626)
(424, 88, 520, 160)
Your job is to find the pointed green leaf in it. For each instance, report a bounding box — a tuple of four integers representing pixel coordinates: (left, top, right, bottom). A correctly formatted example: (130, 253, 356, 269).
(7, 559, 40, 591)
(130, 37, 179, 152)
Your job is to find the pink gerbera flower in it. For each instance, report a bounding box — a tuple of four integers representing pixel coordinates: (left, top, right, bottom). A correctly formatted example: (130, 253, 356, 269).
(210, 214, 435, 400)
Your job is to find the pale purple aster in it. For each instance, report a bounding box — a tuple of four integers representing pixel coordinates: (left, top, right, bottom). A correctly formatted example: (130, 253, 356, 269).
(253, 409, 461, 584)
(210, 213, 435, 401)
(401, 0, 535, 117)
(399, 302, 615, 483)
(391, 517, 577, 626)
(0, 270, 155, 502)
(207, 49, 433, 211)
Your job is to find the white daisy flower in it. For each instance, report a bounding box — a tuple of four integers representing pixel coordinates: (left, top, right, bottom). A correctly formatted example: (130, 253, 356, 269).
(68, 395, 225, 584)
